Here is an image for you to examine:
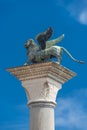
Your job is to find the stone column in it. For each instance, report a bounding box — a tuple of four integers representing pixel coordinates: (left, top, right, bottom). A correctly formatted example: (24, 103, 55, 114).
(7, 62, 76, 130)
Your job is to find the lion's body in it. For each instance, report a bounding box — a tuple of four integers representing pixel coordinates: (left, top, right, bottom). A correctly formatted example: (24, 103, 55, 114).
(24, 36, 64, 65)
(27, 46, 62, 64)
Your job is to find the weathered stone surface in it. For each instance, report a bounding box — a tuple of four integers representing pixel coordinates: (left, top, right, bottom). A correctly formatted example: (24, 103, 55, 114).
(7, 62, 76, 84)
(7, 62, 76, 130)
(22, 77, 61, 105)
(30, 103, 55, 130)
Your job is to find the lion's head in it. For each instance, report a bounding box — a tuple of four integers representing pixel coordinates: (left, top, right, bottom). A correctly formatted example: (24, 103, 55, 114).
(24, 39, 35, 49)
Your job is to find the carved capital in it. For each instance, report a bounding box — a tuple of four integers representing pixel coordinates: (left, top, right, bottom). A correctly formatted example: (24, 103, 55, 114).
(7, 62, 76, 105)
(40, 81, 61, 102)
(22, 77, 62, 105)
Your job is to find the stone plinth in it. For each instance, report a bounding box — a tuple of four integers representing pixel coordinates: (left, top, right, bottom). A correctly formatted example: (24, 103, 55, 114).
(7, 62, 76, 130)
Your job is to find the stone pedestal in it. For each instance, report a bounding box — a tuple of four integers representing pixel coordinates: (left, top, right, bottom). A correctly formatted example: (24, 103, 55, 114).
(7, 62, 76, 130)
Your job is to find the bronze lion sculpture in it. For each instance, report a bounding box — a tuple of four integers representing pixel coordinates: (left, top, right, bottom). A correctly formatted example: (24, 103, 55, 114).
(24, 27, 84, 65)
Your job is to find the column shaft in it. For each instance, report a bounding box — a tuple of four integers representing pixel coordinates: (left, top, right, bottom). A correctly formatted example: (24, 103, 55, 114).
(29, 102, 55, 130)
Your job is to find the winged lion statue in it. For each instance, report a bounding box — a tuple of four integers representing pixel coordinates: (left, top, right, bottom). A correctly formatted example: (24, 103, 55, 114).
(24, 27, 84, 65)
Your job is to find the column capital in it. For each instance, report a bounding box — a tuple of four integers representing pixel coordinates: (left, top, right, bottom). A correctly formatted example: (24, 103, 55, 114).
(22, 77, 62, 105)
(7, 62, 76, 105)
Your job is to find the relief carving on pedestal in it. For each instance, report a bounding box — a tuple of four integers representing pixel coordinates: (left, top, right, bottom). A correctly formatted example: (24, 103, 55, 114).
(40, 81, 58, 101)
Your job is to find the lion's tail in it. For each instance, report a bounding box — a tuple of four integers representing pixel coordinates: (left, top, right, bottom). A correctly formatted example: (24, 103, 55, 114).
(62, 47, 85, 64)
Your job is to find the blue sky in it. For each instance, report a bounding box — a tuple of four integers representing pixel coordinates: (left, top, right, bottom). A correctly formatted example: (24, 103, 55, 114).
(0, 0, 87, 130)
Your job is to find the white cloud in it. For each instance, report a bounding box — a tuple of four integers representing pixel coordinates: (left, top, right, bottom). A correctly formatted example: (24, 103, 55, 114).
(79, 11, 87, 25)
(55, 88, 87, 130)
(57, 0, 87, 25)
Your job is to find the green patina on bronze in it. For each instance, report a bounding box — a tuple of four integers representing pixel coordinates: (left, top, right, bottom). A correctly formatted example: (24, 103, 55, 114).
(24, 27, 84, 65)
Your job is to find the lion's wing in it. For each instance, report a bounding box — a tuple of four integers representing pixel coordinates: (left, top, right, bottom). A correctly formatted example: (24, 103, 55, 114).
(46, 34, 64, 49)
(36, 27, 53, 50)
